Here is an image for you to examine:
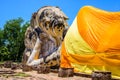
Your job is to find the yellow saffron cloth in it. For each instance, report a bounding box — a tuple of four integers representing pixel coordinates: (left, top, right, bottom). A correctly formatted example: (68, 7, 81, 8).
(60, 6, 120, 78)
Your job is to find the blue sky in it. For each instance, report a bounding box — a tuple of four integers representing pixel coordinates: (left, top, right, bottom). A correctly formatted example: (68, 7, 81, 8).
(0, 0, 120, 29)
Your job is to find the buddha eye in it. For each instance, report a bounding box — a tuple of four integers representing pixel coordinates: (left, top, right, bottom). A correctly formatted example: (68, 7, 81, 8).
(57, 27, 59, 29)
(46, 25, 49, 30)
(46, 27, 48, 30)
(45, 22, 47, 27)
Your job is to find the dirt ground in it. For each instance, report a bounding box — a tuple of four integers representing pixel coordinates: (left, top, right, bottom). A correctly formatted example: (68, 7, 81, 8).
(0, 68, 91, 80)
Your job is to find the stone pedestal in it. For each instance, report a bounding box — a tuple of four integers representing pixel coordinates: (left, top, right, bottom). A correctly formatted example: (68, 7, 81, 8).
(11, 63, 17, 70)
(37, 65, 50, 74)
(22, 64, 32, 72)
(0, 64, 4, 68)
(4, 61, 12, 68)
(31, 65, 38, 71)
(92, 71, 111, 80)
(58, 68, 74, 77)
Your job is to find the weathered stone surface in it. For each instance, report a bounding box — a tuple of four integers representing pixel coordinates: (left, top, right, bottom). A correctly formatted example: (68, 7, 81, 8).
(22, 6, 69, 68)
(37, 65, 50, 74)
(58, 68, 74, 77)
(0, 69, 15, 74)
(17, 63, 23, 69)
(92, 71, 111, 80)
(0, 63, 4, 68)
(11, 63, 17, 70)
(0, 68, 91, 80)
(22, 64, 32, 72)
(4, 61, 13, 68)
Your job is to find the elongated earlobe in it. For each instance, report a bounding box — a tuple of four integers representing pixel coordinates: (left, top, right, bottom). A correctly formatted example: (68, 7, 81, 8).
(30, 12, 37, 27)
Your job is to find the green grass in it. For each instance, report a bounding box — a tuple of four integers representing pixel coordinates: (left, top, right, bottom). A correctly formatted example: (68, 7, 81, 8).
(0, 61, 21, 64)
(1, 72, 31, 78)
(15, 72, 31, 77)
(0, 61, 4, 64)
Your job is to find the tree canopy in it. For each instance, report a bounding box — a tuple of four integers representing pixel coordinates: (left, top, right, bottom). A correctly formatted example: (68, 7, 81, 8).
(0, 18, 29, 62)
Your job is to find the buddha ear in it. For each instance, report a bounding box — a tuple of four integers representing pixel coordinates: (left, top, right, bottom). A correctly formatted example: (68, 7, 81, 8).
(63, 27, 69, 39)
(30, 12, 37, 27)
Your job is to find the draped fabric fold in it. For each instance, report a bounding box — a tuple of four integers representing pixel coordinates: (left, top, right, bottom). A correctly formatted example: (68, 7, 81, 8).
(60, 6, 120, 78)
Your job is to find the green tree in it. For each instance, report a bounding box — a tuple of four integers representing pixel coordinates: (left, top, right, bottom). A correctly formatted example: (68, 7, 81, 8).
(17, 21, 30, 61)
(3, 18, 29, 62)
(0, 29, 4, 46)
(0, 29, 7, 61)
(0, 46, 10, 61)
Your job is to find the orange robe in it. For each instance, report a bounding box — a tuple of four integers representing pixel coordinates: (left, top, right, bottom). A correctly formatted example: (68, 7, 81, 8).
(60, 6, 120, 79)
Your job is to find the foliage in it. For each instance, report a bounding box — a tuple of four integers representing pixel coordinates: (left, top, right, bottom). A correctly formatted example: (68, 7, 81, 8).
(0, 18, 29, 62)
(0, 46, 10, 61)
(0, 29, 4, 46)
